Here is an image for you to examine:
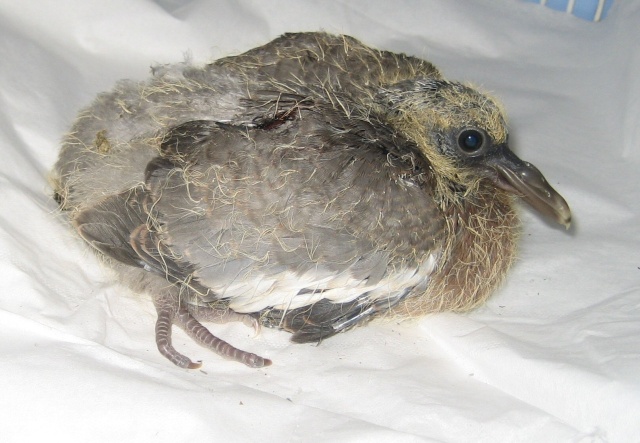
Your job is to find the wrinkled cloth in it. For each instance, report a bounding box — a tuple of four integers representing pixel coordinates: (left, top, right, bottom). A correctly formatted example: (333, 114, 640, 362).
(0, 1, 638, 442)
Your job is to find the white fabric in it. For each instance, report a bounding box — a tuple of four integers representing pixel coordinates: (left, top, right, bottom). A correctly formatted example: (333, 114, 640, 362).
(1, 1, 638, 441)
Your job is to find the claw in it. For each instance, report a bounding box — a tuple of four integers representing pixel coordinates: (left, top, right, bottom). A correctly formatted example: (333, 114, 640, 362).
(243, 315, 262, 337)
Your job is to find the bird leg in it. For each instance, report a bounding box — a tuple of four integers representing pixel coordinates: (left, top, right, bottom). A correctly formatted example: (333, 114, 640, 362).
(153, 293, 271, 369)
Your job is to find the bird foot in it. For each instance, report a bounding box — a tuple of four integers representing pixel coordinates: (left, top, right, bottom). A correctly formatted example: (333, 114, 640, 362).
(189, 304, 262, 337)
(153, 294, 271, 369)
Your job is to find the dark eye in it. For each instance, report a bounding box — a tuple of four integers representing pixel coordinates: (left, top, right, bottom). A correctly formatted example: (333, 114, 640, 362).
(457, 129, 485, 153)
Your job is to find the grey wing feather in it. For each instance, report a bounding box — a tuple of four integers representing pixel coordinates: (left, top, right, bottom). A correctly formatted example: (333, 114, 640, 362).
(144, 98, 443, 316)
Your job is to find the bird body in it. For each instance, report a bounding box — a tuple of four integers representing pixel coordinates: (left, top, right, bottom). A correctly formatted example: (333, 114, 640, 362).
(52, 33, 570, 368)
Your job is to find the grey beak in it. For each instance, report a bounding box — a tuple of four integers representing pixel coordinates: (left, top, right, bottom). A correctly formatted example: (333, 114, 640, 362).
(488, 146, 572, 229)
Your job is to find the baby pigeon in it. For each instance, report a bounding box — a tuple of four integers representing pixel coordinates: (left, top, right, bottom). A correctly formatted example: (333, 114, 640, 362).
(52, 32, 571, 369)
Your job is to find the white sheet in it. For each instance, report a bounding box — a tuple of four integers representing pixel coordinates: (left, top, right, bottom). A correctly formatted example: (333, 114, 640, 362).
(1, 1, 638, 441)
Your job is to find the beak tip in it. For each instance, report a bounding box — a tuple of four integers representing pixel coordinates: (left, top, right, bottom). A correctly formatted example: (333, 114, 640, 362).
(557, 206, 572, 230)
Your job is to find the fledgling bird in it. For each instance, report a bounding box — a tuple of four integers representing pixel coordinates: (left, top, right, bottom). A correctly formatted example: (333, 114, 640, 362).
(52, 32, 571, 369)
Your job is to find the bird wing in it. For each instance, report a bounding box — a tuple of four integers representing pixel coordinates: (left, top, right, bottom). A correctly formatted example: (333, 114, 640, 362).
(139, 97, 444, 314)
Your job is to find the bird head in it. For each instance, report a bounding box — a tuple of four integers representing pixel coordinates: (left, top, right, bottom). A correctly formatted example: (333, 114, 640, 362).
(378, 78, 571, 228)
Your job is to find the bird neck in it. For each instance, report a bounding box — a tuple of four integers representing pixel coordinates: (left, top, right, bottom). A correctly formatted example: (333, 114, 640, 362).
(394, 186, 520, 317)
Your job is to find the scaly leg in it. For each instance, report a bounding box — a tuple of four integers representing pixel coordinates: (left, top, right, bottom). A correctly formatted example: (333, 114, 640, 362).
(153, 293, 271, 369)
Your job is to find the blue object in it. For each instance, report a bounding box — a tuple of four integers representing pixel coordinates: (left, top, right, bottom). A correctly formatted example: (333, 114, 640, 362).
(522, 0, 614, 21)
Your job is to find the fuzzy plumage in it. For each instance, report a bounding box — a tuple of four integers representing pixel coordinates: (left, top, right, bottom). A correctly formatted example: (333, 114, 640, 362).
(51, 32, 571, 369)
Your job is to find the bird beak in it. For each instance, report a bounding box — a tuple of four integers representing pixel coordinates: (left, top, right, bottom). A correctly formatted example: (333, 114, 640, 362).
(487, 146, 572, 229)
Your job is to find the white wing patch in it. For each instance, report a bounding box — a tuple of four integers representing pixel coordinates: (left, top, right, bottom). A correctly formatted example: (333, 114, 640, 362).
(211, 251, 440, 313)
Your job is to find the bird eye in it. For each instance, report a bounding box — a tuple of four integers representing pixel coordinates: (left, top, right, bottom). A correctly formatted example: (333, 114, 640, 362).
(457, 129, 485, 153)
